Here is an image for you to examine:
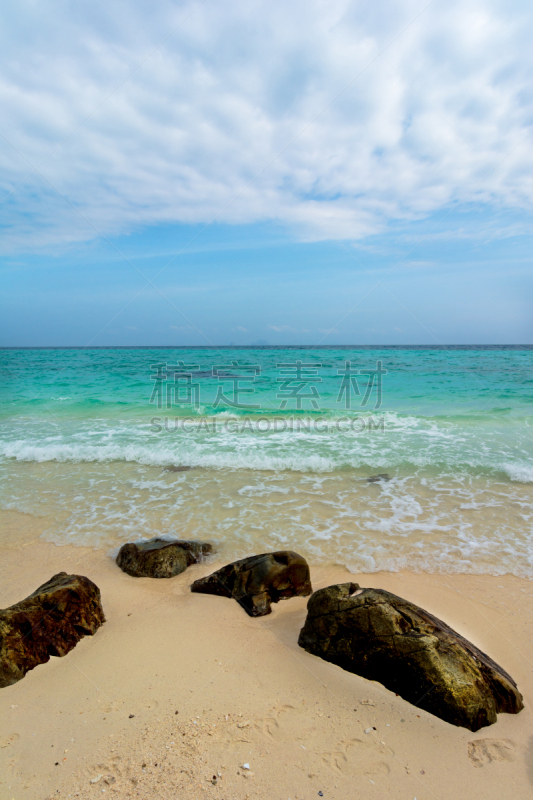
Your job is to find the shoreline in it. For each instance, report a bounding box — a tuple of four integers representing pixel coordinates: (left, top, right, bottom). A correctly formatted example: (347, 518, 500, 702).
(1, 512, 533, 799)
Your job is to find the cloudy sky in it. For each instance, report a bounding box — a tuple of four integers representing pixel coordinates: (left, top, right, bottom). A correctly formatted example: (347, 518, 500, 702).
(1, 0, 532, 345)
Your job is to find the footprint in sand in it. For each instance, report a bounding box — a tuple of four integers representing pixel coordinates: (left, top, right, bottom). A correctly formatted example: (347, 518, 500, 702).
(345, 736, 394, 759)
(275, 704, 297, 717)
(0, 733, 20, 748)
(260, 716, 280, 740)
(256, 704, 299, 742)
(322, 737, 393, 776)
(322, 749, 390, 777)
(85, 754, 125, 780)
(321, 750, 348, 772)
(467, 739, 515, 768)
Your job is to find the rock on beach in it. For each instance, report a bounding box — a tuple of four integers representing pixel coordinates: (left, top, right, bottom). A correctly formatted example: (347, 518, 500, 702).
(191, 551, 312, 616)
(298, 582, 523, 731)
(116, 537, 213, 578)
(0, 572, 105, 688)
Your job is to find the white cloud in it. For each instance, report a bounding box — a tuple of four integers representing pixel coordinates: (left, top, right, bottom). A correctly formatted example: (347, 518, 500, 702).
(1, 0, 532, 251)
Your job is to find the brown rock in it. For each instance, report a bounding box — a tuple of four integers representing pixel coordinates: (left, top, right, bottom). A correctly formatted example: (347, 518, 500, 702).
(298, 583, 523, 731)
(0, 572, 105, 688)
(190, 551, 312, 616)
(116, 537, 213, 578)
(366, 473, 390, 483)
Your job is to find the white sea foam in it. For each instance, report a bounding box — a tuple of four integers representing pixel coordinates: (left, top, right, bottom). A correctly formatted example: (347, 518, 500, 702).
(502, 463, 533, 483)
(2, 407, 533, 578)
(2, 460, 530, 579)
(1, 410, 531, 479)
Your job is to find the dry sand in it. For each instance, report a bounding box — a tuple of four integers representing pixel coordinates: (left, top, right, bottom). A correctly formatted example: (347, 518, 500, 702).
(1, 508, 533, 800)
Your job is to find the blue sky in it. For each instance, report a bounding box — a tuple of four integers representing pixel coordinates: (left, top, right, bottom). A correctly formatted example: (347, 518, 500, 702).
(1, 0, 532, 346)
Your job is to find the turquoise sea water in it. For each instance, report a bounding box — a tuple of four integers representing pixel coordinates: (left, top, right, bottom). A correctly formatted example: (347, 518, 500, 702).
(1, 346, 532, 576)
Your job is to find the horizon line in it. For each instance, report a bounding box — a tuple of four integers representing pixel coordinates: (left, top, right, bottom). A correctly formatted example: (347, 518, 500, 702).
(1, 344, 532, 350)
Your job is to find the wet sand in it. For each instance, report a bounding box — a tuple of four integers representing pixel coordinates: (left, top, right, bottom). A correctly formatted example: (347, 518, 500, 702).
(1, 509, 533, 800)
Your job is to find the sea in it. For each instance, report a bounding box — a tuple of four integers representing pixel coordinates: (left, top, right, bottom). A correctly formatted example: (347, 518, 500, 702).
(1, 346, 532, 577)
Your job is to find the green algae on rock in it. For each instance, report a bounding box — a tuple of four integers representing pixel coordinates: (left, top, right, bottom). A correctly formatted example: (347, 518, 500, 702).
(0, 572, 105, 688)
(298, 583, 523, 731)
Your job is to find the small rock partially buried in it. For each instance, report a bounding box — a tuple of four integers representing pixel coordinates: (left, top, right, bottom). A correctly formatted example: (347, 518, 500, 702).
(0, 572, 105, 688)
(298, 583, 523, 731)
(367, 473, 390, 483)
(191, 551, 312, 616)
(116, 537, 213, 578)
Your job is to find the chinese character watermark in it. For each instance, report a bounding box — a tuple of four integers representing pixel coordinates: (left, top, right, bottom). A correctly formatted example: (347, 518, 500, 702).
(336, 360, 386, 410)
(149, 359, 386, 412)
(149, 362, 201, 409)
(213, 361, 261, 409)
(276, 361, 322, 410)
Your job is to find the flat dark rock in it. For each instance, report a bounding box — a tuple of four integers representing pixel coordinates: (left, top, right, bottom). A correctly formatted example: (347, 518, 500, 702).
(116, 537, 213, 578)
(0, 572, 105, 688)
(367, 473, 390, 482)
(190, 551, 312, 616)
(163, 465, 192, 472)
(298, 583, 523, 731)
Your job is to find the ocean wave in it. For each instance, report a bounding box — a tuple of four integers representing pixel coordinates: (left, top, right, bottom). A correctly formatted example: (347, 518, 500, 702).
(1, 436, 532, 483)
(1, 406, 532, 483)
(0, 440, 338, 472)
(502, 463, 533, 483)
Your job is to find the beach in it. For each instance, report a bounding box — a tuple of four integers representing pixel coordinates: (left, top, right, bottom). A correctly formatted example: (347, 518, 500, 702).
(1, 508, 533, 800)
(2, 346, 533, 798)
(2, 0, 533, 789)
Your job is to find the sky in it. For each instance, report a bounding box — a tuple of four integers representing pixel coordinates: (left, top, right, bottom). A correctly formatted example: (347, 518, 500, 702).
(1, 0, 533, 346)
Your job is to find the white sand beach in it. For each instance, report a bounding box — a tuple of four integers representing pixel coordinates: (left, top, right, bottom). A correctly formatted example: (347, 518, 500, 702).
(1, 509, 532, 800)
(2, 0, 533, 795)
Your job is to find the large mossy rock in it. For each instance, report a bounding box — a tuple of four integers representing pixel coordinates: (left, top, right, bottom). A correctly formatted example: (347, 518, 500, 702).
(116, 537, 213, 578)
(0, 572, 105, 688)
(298, 583, 523, 731)
(190, 551, 312, 616)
